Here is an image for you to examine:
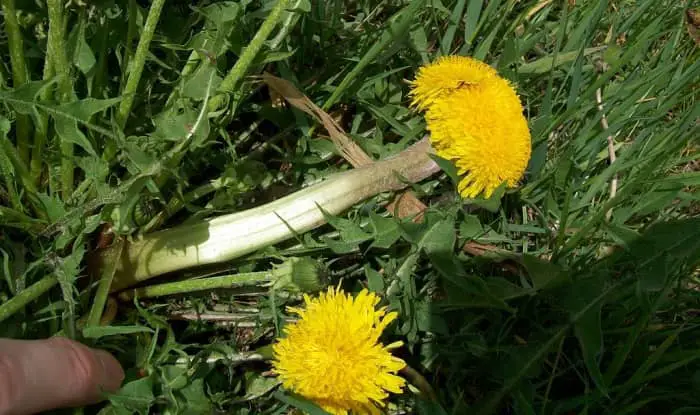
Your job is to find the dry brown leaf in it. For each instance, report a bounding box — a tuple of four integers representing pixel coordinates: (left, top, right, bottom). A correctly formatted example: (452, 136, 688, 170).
(262, 73, 373, 168)
(262, 72, 426, 218)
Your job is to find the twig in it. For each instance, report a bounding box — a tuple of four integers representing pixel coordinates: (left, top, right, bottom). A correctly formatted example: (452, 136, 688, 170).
(595, 87, 617, 220)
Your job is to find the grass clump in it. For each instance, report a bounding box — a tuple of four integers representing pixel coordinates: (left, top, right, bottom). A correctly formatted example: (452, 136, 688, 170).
(1, 0, 699, 414)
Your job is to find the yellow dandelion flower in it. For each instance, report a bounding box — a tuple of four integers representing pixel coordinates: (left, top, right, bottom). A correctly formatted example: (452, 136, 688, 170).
(410, 55, 531, 199)
(272, 287, 406, 415)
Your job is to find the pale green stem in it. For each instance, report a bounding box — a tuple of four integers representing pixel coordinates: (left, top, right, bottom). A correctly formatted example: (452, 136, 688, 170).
(1, 0, 31, 164)
(120, 256, 319, 299)
(47, 0, 74, 198)
(30, 38, 56, 185)
(121, 271, 274, 300)
(174, 350, 265, 367)
(0, 276, 59, 324)
(121, 0, 138, 91)
(86, 240, 123, 327)
(208, 0, 289, 113)
(116, 0, 166, 129)
(268, 0, 304, 49)
(99, 138, 438, 291)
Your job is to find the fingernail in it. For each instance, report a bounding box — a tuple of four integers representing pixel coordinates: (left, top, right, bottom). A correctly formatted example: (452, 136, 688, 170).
(95, 350, 125, 392)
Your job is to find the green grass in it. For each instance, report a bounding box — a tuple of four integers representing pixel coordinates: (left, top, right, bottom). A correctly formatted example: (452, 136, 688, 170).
(1, 0, 699, 414)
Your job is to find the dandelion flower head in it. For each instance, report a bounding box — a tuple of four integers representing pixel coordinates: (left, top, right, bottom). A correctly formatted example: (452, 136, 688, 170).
(410, 55, 531, 198)
(272, 287, 406, 415)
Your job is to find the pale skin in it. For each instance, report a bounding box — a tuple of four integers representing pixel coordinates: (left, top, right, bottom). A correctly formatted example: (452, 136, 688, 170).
(0, 338, 124, 415)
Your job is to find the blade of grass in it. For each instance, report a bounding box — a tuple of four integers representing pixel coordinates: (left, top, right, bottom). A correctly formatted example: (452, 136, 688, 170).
(473, 0, 515, 61)
(614, 326, 684, 397)
(477, 281, 620, 414)
(440, 0, 467, 55)
(321, 0, 426, 111)
(463, 0, 485, 51)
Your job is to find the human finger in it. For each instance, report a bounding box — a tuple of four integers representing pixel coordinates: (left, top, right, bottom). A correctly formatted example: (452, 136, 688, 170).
(0, 337, 124, 415)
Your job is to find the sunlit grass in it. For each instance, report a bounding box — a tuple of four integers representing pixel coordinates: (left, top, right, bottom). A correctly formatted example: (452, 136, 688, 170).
(1, 0, 698, 413)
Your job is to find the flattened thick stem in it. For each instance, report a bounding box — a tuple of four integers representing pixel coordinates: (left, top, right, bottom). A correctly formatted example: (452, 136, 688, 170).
(99, 139, 439, 291)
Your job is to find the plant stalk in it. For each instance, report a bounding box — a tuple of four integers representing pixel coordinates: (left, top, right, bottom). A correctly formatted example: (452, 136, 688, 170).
(86, 240, 124, 327)
(1, 0, 32, 164)
(120, 256, 321, 299)
(208, 0, 289, 113)
(30, 36, 56, 185)
(121, 0, 138, 92)
(47, 0, 74, 198)
(122, 271, 275, 299)
(98, 138, 438, 291)
(0, 276, 59, 324)
(116, 0, 166, 130)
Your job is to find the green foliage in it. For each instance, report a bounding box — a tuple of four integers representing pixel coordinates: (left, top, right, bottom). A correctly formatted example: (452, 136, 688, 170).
(1, 0, 699, 414)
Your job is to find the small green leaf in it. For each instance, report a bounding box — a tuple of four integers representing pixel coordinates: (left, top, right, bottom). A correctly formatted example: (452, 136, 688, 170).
(365, 266, 385, 293)
(464, 183, 506, 213)
(459, 214, 484, 240)
(107, 376, 155, 415)
(183, 64, 223, 100)
(429, 153, 460, 188)
(369, 212, 400, 249)
(70, 22, 96, 74)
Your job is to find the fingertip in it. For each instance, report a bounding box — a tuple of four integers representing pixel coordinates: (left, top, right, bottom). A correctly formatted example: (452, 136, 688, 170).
(0, 337, 126, 414)
(94, 349, 125, 393)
